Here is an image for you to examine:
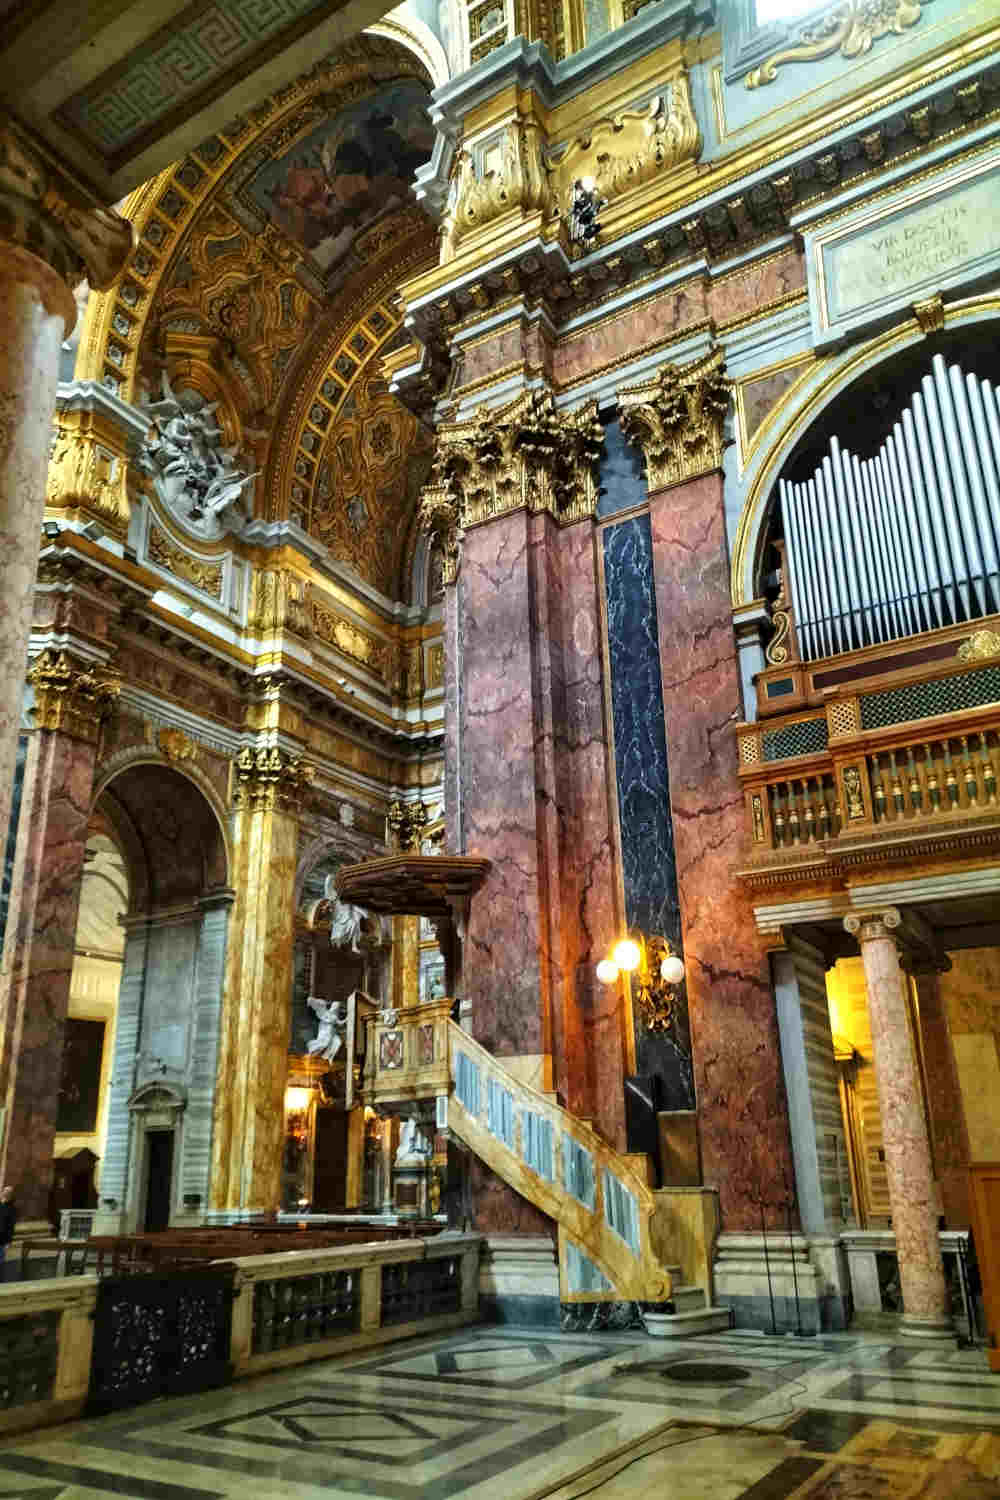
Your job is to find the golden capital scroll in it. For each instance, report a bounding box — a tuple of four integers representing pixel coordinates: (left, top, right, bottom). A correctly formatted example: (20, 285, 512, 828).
(618, 348, 730, 493)
(28, 649, 120, 743)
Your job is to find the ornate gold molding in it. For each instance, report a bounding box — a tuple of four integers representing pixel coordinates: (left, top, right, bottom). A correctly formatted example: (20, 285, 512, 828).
(418, 388, 602, 563)
(147, 526, 224, 599)
(745, 0, 922, 90)
(913, 293, 945, 334)
(0, 119, 133, 292)
(28, 649, 120, 743)
(548, 81, 701, 221)
(231, 745, 315, 814)
(618, 348, 731, 493)
(310, 599, 397, 684)
(46, 403, 133, 538)
(442, 119, 552, 263)
(958, 628, 1000, 662)
(157, 726, 200, 764)
(247, 568, 311, 638)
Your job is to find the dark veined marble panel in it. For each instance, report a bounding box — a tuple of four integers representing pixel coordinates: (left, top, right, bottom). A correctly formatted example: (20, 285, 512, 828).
(0, 734, 26, 955)
(602, 513, 694, 1109)
(597, 419, 647, 519)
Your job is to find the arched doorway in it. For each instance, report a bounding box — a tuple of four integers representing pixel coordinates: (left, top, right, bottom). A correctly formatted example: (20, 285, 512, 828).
(90, 761, 230, 1234)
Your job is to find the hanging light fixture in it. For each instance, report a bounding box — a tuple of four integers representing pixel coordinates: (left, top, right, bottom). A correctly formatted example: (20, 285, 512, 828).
(595, 933, 686, 1031)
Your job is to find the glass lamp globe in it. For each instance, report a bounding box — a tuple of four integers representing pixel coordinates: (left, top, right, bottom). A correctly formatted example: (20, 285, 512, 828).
(612, 938, 641, 973)
(596, 958, 620, 985)
(660, 954, 686, 986)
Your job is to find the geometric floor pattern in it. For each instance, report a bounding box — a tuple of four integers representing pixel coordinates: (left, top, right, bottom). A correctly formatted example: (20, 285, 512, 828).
(0, 1328, 998, 1498)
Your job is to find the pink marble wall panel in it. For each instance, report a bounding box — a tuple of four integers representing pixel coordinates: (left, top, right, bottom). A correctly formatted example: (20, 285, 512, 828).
(469, 1156, 555, 1235)
(458, 511, 624, 1144)
(709, 248, 805, 325)
(454, 315, 554, 395)
(648, 473, 795, 1230)
(1, 729, 98, 1221)
(461, 509, 548, 1060)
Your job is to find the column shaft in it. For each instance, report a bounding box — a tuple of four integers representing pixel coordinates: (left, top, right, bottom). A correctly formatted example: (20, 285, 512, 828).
(847, 912, 951, 1332)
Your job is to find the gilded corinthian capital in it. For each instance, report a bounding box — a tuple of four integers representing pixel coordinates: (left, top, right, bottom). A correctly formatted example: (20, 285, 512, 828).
(0, 118, 134, 293)
(618, 349, 731, 493)
(418, 388, 603, 567)
(231, 744, 315, 814)
(27, 649, 120, 742)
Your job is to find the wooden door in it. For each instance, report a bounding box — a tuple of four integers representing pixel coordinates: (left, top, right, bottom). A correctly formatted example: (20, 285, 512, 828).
(313, 1109, 349, 1212)
(969, 1164, 1000, 1372)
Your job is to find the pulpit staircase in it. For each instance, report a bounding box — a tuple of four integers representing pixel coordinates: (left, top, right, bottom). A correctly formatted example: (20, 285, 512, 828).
(364, 1000, 729, 1330)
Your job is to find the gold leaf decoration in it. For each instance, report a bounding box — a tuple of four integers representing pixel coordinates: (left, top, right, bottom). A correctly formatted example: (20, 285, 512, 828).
(746, 0, 922, 89)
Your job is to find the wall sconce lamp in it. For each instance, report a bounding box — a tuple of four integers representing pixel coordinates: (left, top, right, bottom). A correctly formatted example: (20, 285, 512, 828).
(596, 934, 685, 1031)
(284, 1086, 312, 1148)
(570, 177, 606, 248)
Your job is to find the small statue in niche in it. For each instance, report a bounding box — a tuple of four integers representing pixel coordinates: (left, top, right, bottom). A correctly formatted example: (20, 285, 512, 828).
(306, 996, 347, 1062)
(396, 1118, 432, 1163)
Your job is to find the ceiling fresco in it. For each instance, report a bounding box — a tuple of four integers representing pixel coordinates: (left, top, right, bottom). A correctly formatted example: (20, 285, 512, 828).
(246, 79, 435, 276)
(89, 35, 441, 602)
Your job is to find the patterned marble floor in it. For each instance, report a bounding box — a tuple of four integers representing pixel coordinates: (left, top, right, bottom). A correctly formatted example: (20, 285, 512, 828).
(1, 1327, 998, 1500)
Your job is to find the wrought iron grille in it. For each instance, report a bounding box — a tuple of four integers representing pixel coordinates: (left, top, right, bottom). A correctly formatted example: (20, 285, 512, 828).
(252, 1270, 359, 1354)
(762, 717, 829, 762)
(88, 1267, 235, 1415)
(380, 1256, 461, 1326)
(0, 1311, 59, 1409)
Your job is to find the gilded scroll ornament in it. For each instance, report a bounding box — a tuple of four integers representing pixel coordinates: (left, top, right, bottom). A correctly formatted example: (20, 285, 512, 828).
(618, 348, 731, 493)
(745, 0, 921, 89)
(766, 572, 793, 666)
(247, 569, 311, 637)
(957, 629, 1000, 662)
(550, 81, 701, 222)
(28, 649, 121, 743)
(232, 745, 315, 813)
(388, 799, 430, 851)
(441, 119, 552, 263)
(843, 765, 866, 821)
(416, 479, 461, 584)
(47, 411, 131, 537)
(310, 600, 394, 681)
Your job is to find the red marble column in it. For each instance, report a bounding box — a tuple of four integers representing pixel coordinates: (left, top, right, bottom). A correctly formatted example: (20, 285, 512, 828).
(0, 711, 103, 1224)
(458, 508, 624, 1145)
(912, 965, 971, 1227)
(844, 910, 952, 1336)
(647, 471, 795, 1229)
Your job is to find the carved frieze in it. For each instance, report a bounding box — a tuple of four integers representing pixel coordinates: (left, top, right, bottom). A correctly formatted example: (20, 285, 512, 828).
(310, 599, 396, 683)
(618, 348, 731, 493)
(231, 745, 315, 813)
(417, 388, 603, 568)
(157, 727, 201, 764)
(28, 649, 121, 743)
(247, 568, 311, 637)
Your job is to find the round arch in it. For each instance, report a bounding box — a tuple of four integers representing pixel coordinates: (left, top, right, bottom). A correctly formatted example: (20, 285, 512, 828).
(729, 294, 1000, 608)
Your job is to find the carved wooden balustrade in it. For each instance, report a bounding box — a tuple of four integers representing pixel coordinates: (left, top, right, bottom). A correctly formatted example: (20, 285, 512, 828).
(738, 642, 1000, 889)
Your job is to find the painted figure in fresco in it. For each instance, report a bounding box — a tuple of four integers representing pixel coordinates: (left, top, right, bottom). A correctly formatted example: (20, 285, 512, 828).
(306, 997, 347, 1063)
(256, 83, 435, 275)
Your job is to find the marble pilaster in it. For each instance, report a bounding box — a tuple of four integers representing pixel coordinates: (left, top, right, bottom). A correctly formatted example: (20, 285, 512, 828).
(619, 352, 794, 1229)
(843, 909, 952, 1336)
(0, 653, 118, 1221)
(911, 964, 970, 1228)
(209, 748, 312, 1216)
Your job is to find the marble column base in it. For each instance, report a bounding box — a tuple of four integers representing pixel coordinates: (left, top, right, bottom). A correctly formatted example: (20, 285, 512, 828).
(898, 1314, 957, 1340)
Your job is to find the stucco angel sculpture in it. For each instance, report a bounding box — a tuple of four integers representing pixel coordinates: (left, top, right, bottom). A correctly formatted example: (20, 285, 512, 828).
(306, 996, 347, 1063)
(140, 373, 258, 538)
(324, 877, 367, 953)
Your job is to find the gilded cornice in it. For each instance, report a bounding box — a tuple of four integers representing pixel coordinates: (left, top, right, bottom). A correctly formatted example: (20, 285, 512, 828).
(418, 387, 603, 568)
(746, 0, 922, 89)
(618, 347, 730, 493)
(28, 649, 121, 743)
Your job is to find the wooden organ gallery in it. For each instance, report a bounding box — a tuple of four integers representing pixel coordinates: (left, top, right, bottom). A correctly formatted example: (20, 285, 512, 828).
(0, 0, 996, 1395)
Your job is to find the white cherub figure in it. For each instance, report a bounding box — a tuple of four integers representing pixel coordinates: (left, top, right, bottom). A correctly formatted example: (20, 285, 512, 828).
(306, 996, 347, 1062)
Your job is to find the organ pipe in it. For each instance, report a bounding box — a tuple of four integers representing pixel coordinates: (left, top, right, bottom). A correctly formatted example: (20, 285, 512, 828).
(778, 356, 1000, 661)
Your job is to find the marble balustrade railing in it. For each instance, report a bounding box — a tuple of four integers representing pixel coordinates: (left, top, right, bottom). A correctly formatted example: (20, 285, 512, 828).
(444, 1023, 670, 1305)
(0, 1233, 481, 1433)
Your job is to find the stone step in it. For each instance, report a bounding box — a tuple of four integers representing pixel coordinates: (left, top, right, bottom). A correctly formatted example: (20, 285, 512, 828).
(642, 1306, 732, 1338)
(671, 1285, 708, 1313)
